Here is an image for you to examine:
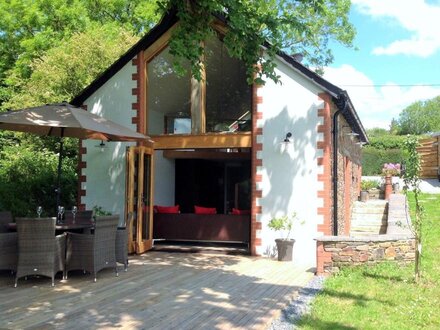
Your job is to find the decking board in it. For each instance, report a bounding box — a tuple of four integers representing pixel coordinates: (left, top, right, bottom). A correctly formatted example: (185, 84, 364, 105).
(0, 251, 314, 329)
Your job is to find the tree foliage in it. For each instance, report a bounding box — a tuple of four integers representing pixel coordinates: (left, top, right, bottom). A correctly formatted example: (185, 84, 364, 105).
(0, 144, 77, 216)
(3, 23, 139, 110)
(395, 95, 440, 135)
(402, 135, 423, 282)
(0, 0, 160, 105)
(158, 0, 355, 83)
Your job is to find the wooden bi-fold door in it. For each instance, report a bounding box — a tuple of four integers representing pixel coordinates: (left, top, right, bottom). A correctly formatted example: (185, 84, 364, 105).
(126, 146, 154, 254)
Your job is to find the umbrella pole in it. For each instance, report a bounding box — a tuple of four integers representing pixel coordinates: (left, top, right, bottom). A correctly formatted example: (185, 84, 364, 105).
(55, 136, 64, 215)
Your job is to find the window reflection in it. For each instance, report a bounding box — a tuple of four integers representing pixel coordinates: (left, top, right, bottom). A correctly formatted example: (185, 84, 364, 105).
(147, 46, 191, 135)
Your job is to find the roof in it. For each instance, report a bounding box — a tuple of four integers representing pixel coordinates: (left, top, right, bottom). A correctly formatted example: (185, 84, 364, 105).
(71, 9, 368, 143)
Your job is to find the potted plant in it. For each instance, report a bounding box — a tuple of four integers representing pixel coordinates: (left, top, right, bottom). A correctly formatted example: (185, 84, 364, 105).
(360, 179, 380, 201)
(382, 163, 401, 199)
(268, 212, 298, 261)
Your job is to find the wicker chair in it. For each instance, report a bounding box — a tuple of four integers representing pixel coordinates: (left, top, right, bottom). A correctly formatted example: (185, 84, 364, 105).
(14, 217, 66, 287)
(0, 232, 18, 272)
(0, 211, 13, 233)
(66, 215, 119, 282)
(116, 213, 133, 271)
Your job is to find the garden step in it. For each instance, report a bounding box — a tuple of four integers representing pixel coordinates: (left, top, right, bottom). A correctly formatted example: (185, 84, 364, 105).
(350, 200, 388, 236)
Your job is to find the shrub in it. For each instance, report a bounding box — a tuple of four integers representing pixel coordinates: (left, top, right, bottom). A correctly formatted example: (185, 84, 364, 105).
(362, 147, 406, 175)
(361, 179, 380, 191)
(0, 145, 77, 216)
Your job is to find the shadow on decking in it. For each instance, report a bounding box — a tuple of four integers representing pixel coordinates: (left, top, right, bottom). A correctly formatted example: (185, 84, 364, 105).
(0, 252, 314, 329)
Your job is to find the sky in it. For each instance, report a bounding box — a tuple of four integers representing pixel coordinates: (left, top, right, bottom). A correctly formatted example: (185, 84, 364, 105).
(322, 0, 440, 130)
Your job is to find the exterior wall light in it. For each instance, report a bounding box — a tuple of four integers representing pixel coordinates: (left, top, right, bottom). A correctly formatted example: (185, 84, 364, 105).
(279, 132, 292, 154)
(345, 132, 359, 137)
(95, 140, 106, 152)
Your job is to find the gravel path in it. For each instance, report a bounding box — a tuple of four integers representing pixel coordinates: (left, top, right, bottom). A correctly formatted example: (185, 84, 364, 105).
(268, 275, 326, 330)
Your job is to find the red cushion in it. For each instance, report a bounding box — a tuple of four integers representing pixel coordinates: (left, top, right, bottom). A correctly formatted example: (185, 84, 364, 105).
(154, 205, 180, 214)
(194, 205, 217, 214)
(232, 208, 250, 215)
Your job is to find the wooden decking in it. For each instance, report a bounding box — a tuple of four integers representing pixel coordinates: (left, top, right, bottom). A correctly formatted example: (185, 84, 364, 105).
(0, 252, 314, 329)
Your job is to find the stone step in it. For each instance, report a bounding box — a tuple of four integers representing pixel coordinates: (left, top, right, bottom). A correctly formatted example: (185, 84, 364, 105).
(351, 200, 389, 236)
(352, 208, 387, 214)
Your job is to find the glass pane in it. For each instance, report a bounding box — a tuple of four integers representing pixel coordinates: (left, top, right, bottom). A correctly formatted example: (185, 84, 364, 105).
(142, 153, 151, 241)
(205, 36, 252, 133)
(147, 46, 191, 135)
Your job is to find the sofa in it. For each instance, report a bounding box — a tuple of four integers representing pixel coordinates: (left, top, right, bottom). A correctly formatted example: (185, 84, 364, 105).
(153, 213, 250, 243)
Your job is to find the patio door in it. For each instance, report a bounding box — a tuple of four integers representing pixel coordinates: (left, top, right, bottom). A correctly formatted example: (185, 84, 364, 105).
(126, 145, 154, 254)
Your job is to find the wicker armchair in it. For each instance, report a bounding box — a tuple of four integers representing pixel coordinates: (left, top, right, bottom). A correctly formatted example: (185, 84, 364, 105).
(116, 213, 133, 271)
(66, 215, 119, 282)
(14, 218, 66, 287)
(0, 211, 13, 232)
(0, 232, 18, 272)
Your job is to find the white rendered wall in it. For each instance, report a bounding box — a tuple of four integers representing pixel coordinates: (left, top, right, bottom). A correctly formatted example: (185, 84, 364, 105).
(153, 150, 176, 206)
(82, 61, 137, 225)
(258, 58, 325, 267)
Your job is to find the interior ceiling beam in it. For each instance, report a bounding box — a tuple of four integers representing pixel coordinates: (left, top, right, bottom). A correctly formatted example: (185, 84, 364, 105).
(163, 149, 251, 160)
(151, 133, 252, 150)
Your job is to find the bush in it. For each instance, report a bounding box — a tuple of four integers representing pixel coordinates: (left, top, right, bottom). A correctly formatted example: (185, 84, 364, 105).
(368, 135, 407, 150)
(361, 179, 380, 190)
(362, 147, 406, 175)
(0, 145, 77, 216)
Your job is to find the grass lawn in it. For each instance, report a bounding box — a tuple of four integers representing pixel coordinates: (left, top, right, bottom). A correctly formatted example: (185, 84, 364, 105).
(298, 193, 440, 329)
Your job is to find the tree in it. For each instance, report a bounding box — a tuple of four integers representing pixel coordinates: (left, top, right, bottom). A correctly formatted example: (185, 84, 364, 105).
(402, 135, 423, 282)
(3, 23, 139, 110)
(396, 96, 440, 135)
(158, 0, 355, 83)
(0, 0, 160, 105)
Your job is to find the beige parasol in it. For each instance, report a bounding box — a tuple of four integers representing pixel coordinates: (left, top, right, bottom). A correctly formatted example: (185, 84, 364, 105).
(0, 102, 151, 211)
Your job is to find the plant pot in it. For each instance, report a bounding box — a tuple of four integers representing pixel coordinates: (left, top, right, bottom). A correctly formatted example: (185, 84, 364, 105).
(360, 190, 369, 202)
(368, 188, 380, 199)
(275, 238, 295, 261)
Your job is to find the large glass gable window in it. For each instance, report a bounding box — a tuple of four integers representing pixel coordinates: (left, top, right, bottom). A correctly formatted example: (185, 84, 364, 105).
(147, 34, 251, 135)
(147, 46, 191, 135)
(205, 37, 252, 132)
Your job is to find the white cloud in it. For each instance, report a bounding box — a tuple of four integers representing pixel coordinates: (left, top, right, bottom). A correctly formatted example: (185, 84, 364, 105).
(352, 0, 440, 57)
(324, 64, 440, 129)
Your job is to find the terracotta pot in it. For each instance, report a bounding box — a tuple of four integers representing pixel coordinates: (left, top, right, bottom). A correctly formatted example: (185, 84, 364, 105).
(275, 239, 295, 261)
(384, 175, 393, 200)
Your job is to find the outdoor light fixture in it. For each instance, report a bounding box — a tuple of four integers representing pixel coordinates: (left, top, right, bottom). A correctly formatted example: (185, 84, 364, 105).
(356, 141, 366, 148)
(278, 132, 292, 154)
(95, 140, 106, 152)
(345, 132, 359, 137)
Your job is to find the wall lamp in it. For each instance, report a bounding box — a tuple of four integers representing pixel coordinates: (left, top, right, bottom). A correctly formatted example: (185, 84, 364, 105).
(345, 132, 359, 137)
(278, 132, 292, 154)
(95, 140, 106, 152)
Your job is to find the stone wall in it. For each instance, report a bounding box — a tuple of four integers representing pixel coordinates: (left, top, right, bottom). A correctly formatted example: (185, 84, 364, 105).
(316, 236, 415, 274)
(316, 194, 415, 275)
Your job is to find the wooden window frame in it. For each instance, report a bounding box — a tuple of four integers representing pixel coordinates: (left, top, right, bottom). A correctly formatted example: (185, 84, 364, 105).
(144, 20, 252, 149)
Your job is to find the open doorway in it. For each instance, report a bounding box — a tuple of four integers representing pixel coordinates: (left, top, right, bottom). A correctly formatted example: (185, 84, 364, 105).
(153, 149, 251, 254)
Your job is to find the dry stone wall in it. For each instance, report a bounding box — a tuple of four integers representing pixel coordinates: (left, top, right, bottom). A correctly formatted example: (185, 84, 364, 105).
(316, 236, 415, 274)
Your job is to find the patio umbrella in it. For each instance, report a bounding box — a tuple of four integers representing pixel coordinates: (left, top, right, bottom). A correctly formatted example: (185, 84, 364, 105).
(0, 102, 150, 211)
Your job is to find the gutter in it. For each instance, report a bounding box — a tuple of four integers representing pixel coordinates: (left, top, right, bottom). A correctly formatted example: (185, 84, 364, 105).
(332, 93, 349, 236)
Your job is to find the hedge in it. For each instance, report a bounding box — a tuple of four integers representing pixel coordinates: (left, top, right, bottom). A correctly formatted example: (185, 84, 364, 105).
(362, 147, 407, 176)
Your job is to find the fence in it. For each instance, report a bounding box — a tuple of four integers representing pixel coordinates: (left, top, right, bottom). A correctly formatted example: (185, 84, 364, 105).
(417, 136, 440, 178)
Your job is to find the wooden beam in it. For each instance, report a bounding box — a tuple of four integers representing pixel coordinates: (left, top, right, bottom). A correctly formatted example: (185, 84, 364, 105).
(163, 149, 251, 160)
(190, 41, 206, 134)
(143, 23, 178, 63)
(150, 133, 252, 149)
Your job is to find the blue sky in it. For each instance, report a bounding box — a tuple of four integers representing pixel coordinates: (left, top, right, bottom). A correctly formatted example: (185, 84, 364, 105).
(323, 0, 440, 129)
